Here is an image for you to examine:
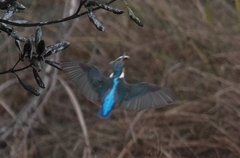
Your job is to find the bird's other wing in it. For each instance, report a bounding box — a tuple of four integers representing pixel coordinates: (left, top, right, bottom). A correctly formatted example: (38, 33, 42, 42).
(118, 81, 177, 111)
(62, 61, 112, 103)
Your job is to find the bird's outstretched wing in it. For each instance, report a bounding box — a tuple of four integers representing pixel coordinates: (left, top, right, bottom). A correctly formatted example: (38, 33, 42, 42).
(118, 80, 176, 111)
(62, 61, 112, 103)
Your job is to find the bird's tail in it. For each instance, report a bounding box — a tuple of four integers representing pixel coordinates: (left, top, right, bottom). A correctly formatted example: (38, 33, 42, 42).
(98, 108, 112, 119)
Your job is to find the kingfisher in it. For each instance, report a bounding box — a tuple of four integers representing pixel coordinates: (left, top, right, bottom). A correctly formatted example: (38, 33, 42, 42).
(62, 55, 176, 119)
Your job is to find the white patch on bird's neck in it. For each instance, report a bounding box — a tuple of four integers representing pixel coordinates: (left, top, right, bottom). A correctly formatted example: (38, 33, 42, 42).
(119, 68, 125, 78)
(109, 72, 125, 78)
(119, 72, 124, 78)
(109, 73, 113, 78)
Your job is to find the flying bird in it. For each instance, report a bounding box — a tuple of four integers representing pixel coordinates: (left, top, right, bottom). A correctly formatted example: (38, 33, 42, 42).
(62, 55, 176, 118)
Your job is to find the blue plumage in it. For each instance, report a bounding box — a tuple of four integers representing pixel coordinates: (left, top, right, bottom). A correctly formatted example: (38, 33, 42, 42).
(62, 55, 176, 118)
(98, 78, 119, 118)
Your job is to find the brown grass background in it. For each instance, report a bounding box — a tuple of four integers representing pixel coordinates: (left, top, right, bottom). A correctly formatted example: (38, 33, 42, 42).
(1, 0, 240, 157)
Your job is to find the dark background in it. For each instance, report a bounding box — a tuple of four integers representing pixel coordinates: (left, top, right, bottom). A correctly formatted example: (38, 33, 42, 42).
(1, 0, 240, 157)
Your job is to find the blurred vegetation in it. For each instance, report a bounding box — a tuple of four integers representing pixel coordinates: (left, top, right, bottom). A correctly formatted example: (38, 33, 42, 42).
(1, 0, 240, 158)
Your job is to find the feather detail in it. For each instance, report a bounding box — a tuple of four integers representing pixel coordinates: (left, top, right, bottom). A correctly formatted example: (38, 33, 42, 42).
(62, 61, 112, 103)
(99, 77, 119, 118)
(117, 80, 177, 111)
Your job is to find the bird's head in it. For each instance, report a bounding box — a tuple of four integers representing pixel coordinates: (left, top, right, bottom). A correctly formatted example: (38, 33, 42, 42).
(110, 54, 129, 78)
(113, 60, 124, 78)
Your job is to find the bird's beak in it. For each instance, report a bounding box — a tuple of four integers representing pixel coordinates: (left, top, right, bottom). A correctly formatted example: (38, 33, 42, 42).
(109, 53, 130, 64)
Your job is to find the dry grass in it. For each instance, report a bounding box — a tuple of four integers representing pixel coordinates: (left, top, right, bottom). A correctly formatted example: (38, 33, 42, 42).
(1, 0, 240, 157)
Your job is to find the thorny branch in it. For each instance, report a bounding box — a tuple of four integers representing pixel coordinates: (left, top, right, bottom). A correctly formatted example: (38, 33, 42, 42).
(0, 0, 118, 27)
(0, 0, 141, 96)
